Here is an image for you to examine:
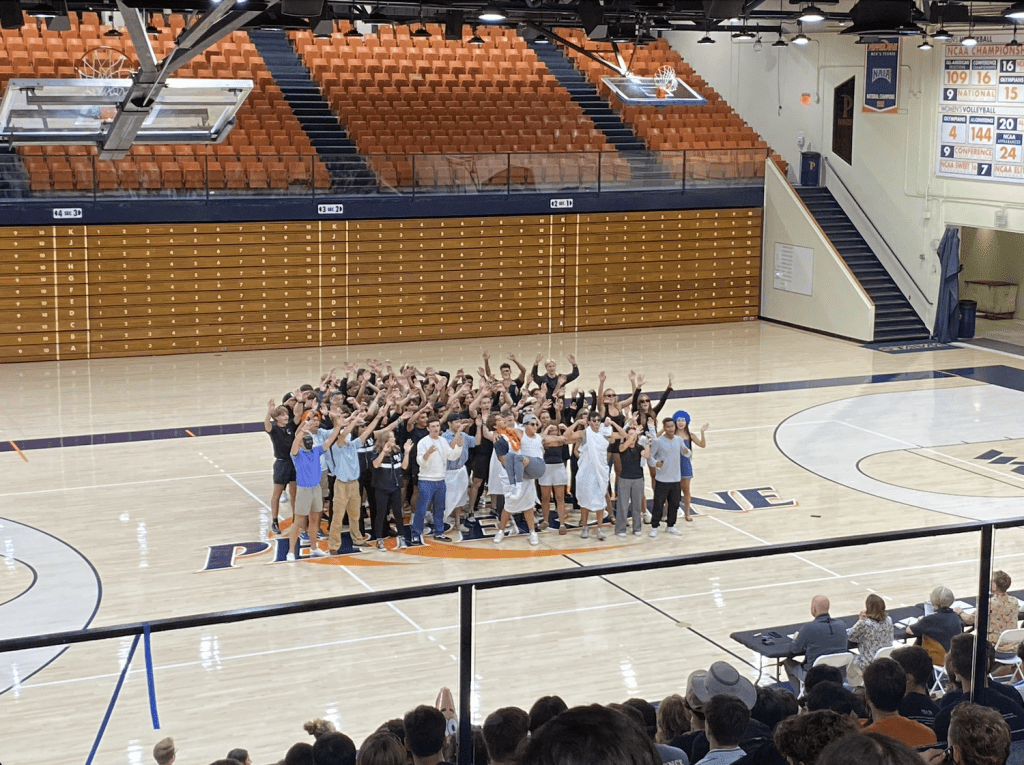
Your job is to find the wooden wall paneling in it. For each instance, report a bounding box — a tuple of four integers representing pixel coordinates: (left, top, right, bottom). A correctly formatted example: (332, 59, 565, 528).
(0, 209, 762, 361)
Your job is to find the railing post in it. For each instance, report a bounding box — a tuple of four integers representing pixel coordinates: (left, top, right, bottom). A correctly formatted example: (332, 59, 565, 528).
(682, 150, 687, 194)
(458, 583, 474, 765)
(971, 523, 994, 702)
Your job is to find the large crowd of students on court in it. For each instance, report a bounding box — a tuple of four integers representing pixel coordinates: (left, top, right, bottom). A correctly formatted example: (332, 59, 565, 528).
(262, 352, 710, 560)
(153, 610, 1024, 765)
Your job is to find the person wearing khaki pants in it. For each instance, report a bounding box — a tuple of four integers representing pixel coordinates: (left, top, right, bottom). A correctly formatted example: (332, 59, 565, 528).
(325, 407, 385, 554)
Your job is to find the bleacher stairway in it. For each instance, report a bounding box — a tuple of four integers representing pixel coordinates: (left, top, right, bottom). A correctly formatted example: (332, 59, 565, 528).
(249, 29, 374, 190)
(527, 40, 668, 183)
(0, 147, 29, 199)
(797, 187, 929, 343)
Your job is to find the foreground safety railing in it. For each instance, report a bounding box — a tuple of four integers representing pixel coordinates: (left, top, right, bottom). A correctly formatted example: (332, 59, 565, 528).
(1, 516, 1019, 765)
(0, 147, 770, 203)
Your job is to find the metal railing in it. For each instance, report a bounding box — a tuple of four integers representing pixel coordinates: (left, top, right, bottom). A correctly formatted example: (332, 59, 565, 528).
(823, 156, 933, 306)
(1, 516, 1018, 764)
(0, 147, 770, 203)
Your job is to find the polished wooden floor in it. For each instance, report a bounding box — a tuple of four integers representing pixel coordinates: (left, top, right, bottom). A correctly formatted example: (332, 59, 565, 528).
(3, 321, 1024, 765)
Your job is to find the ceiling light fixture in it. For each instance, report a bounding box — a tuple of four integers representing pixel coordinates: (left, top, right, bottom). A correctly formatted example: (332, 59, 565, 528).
(1006, 2, 1024, 21)
(918, 37, 933, 50)
(732, 29, 756, 40)
(792, 21, 809, 44)
(799, 4, 825, 23)
(344, 24, 362, 37)
(411, 24, 431, 37)
(932, 27, 952, 40)
(772, 33, 788, 46)
(753, 34, 763, 51)
(1009, 24, 1020, 46)
(962, 32, 977, 45)
(478, 4, 506, 23)
(698, 32, 715, 44)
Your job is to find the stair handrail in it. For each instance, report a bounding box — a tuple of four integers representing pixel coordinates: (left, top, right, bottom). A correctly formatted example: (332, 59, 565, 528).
(822, 156, 932, 306)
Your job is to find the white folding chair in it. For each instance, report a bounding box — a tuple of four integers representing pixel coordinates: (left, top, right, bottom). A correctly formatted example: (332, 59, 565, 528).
(802, 651, 856, 695)
(873, 644, 897, 660)
(994, 628, 1024, 682)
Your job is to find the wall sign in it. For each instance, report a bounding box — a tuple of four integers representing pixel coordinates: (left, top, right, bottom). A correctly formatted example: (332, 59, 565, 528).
(864, 37, 900, 113)
(773, 243, 814, 296)
(937, 34, 1024, 184)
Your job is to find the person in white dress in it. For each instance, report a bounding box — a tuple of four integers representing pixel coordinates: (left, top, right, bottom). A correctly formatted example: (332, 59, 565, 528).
(575, 411, 627, 540)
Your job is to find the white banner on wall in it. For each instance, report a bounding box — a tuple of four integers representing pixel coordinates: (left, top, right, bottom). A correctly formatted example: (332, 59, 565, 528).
(937, 34, 1024, 184)
(773, 243, 814, 296)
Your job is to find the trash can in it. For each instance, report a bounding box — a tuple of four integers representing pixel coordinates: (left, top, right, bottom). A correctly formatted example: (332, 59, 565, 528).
(958, 299, 977, 339)
(800, 152, 821, 187)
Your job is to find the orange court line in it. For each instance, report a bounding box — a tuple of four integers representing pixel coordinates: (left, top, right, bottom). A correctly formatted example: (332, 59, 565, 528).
(9, 441, 28, 462)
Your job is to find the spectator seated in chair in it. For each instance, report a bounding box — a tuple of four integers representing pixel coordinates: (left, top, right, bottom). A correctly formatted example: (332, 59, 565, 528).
(890, 646, 941, 728)
(860, 657, 937, 747)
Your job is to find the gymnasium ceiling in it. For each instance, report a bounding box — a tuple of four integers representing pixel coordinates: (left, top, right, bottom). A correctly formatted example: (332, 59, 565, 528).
(3, 0, 1023, 41)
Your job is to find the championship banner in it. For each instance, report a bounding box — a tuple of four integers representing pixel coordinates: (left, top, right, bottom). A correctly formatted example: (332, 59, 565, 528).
(937, 34, 1024, 184)
(864, 37, 900, 113)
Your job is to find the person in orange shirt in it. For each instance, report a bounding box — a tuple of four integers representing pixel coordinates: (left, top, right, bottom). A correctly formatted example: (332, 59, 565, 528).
(861, 657, 937, 747)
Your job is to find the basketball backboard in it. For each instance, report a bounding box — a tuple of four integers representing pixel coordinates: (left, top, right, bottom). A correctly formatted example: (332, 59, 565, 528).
(602, 73, 707, 106)
(0, 78, 252, 147)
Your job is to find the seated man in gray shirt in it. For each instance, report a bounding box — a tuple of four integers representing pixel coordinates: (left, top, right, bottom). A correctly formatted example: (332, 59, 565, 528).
(784, 595, 848, 693)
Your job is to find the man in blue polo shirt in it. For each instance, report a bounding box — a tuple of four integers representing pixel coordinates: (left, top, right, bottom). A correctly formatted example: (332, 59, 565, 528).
(288, 416, 343, 562)
(783, 594, 848, 692)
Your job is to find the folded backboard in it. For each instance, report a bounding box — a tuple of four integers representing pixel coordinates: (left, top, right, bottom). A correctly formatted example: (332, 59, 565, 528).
(0, 78, 253, 145)
(602, 74, 707, 106)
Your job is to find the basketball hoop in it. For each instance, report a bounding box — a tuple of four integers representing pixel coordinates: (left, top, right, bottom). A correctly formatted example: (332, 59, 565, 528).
(654, 66, 677, 98)
(77, 47, 134, 79)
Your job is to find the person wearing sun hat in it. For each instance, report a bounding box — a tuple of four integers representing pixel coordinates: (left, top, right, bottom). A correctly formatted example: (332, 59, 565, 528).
(672, 409, 708, 523)
(685, 662, 772, 763)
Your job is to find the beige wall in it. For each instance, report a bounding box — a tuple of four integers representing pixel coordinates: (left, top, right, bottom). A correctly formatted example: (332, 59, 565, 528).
(761, 160, 875, 340)
(960, 227, 1024, 318)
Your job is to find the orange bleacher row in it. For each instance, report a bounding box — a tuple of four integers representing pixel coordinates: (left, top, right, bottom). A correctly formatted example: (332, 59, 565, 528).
(2, 11, 329, 193)
(554, 31, 787, 180)
(0, 13, 781, 193)
(290, 23, 631, 189)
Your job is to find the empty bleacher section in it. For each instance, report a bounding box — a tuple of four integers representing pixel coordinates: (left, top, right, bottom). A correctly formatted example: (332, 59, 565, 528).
(553, 31, 785, 183)
(289, 23, 632, 190)
(0, 12, 329, 195)
(0, 208, 760, 362)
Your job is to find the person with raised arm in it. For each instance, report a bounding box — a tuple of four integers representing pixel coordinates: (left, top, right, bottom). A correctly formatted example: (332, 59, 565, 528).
(264, 398, 297, 535)
(286, 415, 343, 561)
(531, 353, 579, 399)
(372, 432, 414, 550)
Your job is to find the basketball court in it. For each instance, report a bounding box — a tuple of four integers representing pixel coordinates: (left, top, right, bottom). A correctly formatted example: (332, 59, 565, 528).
(3, 321, 1024, 764)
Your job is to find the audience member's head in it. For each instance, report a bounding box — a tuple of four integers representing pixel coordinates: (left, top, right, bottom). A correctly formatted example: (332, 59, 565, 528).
(519, 704, 660, 765)
(305, 719, 339, 740)
(226, 750, 250, 765)
(621, 698, 658, 740)
(690, 662, 757, 710)
(816, 732, 928, 765)
(993, 571, 1012, 595)
(313, 732, 357, 765)
(154, 737, 176, 765)
(948, 702, 1011, 765)
(862, 658, 906, 714)
(404, 705, 447, 761)
(802, 665, 844, 697)
(930, 586, 955, 610)
(773, 710, 860, 765)
(890, 646, 933, 692)
(375, 719, 406, 742)
(208, 760, 242, 765)
(528, 695, 568, 733)
(804, 681, 863, 718)
(750, 687, 799, 731)
(285, 743, 316, 765)
(704, 695, 750, 750)
(863, 594, 887, 622)
(811, 595, 831, 616)
(948, 633, 979, 684)
(608, 702, 648, 734)
(482, 707, 530, 765)
(357, 732, 408, 765)
(655, 694, 690, 744)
